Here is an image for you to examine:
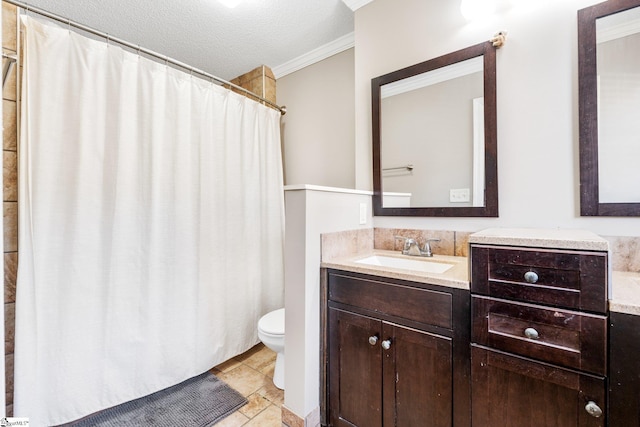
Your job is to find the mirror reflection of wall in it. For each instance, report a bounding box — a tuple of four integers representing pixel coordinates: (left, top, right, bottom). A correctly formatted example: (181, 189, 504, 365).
(596, 6, 640, 203)
(380, 57, 484, 208)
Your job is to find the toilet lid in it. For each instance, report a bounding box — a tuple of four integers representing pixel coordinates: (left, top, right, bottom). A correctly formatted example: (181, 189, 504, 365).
(259, 308, 285, 335)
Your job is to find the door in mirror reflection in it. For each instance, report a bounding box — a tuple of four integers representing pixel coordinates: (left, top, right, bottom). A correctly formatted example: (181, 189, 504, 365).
(380, 56, 485, 208)
(596, 5, 640, 203)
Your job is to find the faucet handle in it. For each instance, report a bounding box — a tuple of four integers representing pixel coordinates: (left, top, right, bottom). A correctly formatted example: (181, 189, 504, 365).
(394, 236, 418, 255)
(394, 235, 408, 246)
(421, 238, 440, 257)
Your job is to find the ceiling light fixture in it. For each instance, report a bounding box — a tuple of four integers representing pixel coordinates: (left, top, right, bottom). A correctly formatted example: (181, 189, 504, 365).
(218, 0, 242, 8)
(460, 0, 497, 21)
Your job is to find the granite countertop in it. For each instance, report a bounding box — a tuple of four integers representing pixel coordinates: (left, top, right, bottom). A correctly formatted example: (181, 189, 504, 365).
(469, 227, 609, 251)
(321, 249, 470, 290)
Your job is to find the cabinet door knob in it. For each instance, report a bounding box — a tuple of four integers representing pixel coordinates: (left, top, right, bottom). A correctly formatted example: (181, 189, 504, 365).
(381, 339, 392, 350)
(524, 327, 539, 340)
(585, 401, 603, 418)
(368, 335, 379, 346)
(524, 271, 539, 283)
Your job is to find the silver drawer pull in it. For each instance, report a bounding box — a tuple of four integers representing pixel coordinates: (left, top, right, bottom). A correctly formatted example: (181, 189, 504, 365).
(585, 401, 603, 418)
(381, 339, 392, 350)
(524, 271, 539, 284)
(524, 327, 539, 340)
(368, 335, 379, 346)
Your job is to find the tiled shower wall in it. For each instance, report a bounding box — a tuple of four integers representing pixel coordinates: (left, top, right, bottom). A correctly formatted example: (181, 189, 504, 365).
(230, 64, 277, 106)
(2, 0, 17, 417)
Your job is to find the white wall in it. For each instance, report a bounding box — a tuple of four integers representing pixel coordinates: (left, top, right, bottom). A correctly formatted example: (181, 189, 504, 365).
(277, 49, 355, 188)
(352, 0, 640, 236)
(283, 186, 372, 421)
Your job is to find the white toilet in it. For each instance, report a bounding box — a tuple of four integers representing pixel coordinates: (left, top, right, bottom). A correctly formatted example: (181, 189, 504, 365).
(258, 308, 285, 389)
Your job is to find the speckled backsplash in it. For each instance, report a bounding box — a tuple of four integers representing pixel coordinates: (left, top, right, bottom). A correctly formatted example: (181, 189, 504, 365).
(604, 236, 640, 273)
(321, 228, 472, 260)
(321, 228, 373, 261)
(374, 228, 471, 257)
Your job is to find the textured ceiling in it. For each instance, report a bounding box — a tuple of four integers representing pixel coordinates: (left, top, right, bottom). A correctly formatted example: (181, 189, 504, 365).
(21, 0, 354, 80)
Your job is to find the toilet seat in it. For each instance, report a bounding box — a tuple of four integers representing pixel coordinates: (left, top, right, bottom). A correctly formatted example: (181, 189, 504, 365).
(258, 308, 284, 335)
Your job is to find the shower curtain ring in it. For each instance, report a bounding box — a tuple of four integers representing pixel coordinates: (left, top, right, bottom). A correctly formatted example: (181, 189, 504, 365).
(67, 18, 71, 33)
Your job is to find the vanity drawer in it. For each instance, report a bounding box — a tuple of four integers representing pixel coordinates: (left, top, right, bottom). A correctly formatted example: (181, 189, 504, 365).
(328, 271, 453, 329)
(471, 345, 606, 427)
(471, 245, 607, 313)
(472, 295, 607, 375)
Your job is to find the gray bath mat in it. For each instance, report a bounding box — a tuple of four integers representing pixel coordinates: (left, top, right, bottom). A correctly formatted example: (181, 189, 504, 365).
(62, 371, 247, 427)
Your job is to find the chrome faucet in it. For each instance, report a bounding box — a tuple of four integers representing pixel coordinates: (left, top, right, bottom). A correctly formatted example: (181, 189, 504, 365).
(395, 236, 440, 257)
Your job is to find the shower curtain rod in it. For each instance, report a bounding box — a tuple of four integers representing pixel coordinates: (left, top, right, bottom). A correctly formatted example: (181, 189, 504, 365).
(4, 0, 287, 115)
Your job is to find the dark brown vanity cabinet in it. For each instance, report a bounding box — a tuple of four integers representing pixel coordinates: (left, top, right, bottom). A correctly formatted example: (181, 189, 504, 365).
(470, 245, 608, 427)
(322, 269, 470, 427)
(329, 309, 452, 427)
(608, 311, 640, 426)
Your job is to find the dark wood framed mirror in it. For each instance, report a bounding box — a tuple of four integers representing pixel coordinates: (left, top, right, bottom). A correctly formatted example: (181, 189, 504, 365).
(579, 0, 640, 216)
(371, 42, 498, 217)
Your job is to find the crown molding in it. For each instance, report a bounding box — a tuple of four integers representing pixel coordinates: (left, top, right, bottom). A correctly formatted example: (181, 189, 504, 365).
(341, 0, 374, 12)
(272, 32, 355, 79)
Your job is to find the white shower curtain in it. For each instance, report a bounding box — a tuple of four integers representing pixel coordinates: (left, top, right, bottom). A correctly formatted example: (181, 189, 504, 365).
(14, 17, 284, 426)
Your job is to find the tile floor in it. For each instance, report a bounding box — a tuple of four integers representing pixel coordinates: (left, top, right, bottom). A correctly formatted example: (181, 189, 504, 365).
(212, 343, 284, 426)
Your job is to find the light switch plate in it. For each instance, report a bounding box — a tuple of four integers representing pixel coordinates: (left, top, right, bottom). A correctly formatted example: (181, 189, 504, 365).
(450, 188, 470, 203)
(359, 203, 367, 224)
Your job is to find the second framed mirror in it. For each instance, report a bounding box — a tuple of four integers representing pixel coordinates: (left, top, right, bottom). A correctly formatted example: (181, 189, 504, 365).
(579, 0, 640, 216)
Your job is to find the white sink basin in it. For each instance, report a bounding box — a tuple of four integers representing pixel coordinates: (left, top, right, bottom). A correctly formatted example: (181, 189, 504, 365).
(355, 255, 454, 274)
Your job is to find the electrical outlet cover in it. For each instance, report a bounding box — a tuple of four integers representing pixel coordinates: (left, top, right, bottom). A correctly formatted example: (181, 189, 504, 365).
(450, 188, 470, 203)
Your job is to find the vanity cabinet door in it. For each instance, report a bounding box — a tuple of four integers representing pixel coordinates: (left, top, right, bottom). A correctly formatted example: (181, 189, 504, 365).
(471, 345, 606, 427)
(383, 322, 452, 427)
(328, 307, 454, 427)
(329, 308, 383, 427)
(609, 311, 640, 426)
